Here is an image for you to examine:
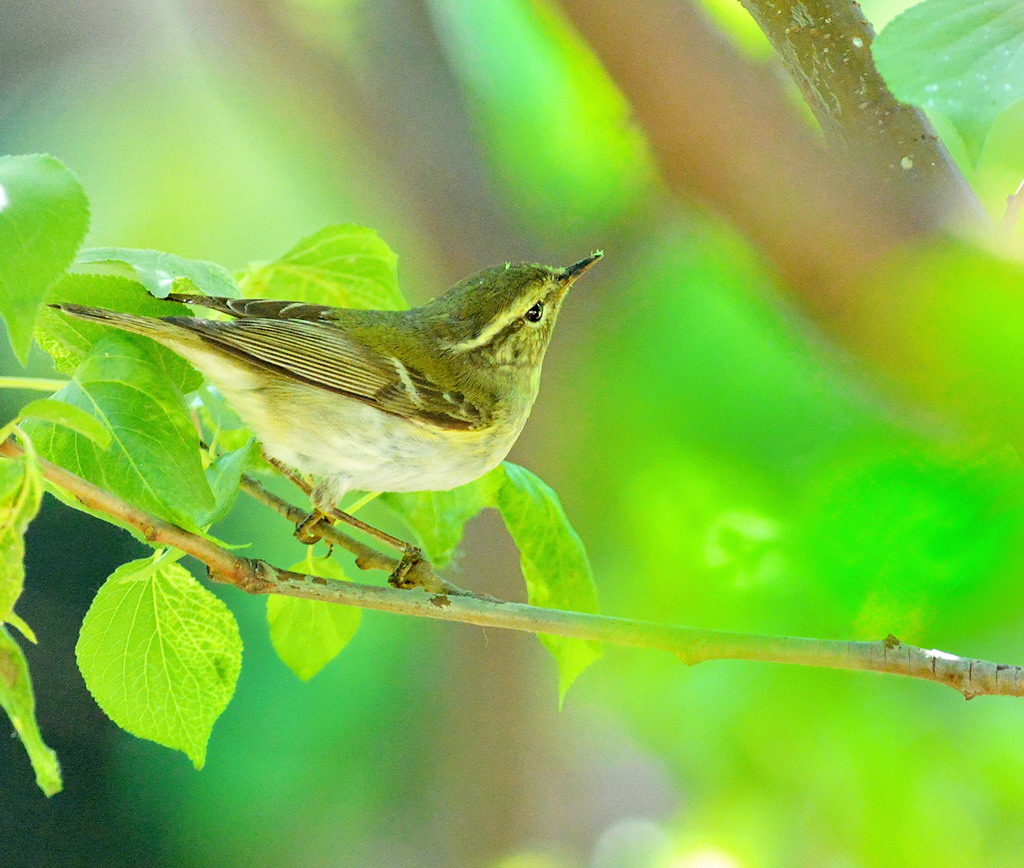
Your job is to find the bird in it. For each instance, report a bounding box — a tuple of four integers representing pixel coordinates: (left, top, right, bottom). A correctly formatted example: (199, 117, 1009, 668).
(53, 252, 602, 580)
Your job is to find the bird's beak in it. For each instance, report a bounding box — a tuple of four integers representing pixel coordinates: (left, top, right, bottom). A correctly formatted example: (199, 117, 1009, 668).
(560, 251, 603, 286)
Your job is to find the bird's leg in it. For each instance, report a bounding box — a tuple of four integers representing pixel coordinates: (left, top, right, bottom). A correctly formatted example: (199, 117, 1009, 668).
(265, 454, 426, 586)
(259, 450, 428, 586)
(306, 482, 424, 587)
(258, 451, 336, 547)
(261, 449, 315, 496)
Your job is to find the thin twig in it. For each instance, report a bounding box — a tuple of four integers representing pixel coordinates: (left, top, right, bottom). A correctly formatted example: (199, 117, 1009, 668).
(4, 436, 1024, 699)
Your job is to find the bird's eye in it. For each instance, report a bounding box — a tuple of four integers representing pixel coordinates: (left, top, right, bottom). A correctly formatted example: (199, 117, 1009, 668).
(524, 301, 544, 324)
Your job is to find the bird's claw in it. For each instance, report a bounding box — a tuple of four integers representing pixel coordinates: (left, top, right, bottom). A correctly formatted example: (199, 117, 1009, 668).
(294, 511, 329, 546)
(388, 546, 424, 589)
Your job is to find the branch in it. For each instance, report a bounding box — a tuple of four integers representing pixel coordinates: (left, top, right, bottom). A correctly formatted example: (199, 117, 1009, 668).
(736, 0, 981, 224)
(5, 438, 1024, 700)
(0, 437, 266, 591)
(555, 0, 982, 322)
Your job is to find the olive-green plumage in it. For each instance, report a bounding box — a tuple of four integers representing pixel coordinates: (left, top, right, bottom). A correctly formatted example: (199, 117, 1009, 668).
(54, 253, 601, 511)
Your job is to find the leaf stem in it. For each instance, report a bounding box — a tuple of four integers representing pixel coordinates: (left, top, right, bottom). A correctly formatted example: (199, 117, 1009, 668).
(0, 377, 69, 392)
(345, 491, 381, 515)
(4, 436, 1023, 699)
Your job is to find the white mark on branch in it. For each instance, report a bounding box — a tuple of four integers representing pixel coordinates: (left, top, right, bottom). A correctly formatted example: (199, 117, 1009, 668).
(791, 2, 813, 28)
(925, 648, 960, 661)
(998, 179, 1024, 239)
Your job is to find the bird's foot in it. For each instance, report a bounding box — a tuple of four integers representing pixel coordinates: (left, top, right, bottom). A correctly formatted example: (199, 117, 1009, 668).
(388, 545, 424, 589)
(295, 511, 333, 547)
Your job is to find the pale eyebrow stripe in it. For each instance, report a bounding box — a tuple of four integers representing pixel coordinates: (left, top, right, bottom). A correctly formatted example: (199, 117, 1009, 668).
(444, 291, 544, 352)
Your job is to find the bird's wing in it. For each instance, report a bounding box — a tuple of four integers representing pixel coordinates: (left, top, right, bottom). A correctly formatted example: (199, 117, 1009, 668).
(166, 294, 337, 322)
(172, 317, 485, 431)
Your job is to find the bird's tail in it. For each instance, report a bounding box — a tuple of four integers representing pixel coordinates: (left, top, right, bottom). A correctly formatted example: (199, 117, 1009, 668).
(50, 304, 181, 340)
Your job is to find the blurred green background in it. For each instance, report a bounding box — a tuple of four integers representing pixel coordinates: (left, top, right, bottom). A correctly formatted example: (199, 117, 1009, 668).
(4, 0, 1024, 866)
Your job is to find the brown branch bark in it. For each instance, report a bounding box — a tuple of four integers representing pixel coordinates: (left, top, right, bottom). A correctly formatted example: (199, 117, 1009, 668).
(555, 0, 983, 322)
(737, 0, 981, 223)
(5, 437, 1024, 700)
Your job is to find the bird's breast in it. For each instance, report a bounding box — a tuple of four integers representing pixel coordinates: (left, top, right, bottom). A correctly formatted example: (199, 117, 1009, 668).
(227, 372, 533, 496)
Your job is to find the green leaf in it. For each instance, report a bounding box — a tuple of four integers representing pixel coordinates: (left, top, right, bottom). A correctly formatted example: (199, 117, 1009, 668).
(388, 461, 601, 698)
(0, 154, 90, 364)
(36, 272, 202, 391)
(0, 625, 62, 796)
(237, 225, 407, 310)
(76, 247, 240, 299)
(194, 385, 257, 455)
(874, 0, 1024, 162)
(267, 555, 362, 681)
(16, 397, 111, 448)
(495, 463, 601, 699)
(0, 451, 43, 622)
(202, 437, 258, 526)
(382, 469, 501, 567)
(23, 334, 215, 531)
(75, 555, 242, 769)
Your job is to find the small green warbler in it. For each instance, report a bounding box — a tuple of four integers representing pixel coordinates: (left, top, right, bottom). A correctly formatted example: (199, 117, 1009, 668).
(55, 253, 602, 576)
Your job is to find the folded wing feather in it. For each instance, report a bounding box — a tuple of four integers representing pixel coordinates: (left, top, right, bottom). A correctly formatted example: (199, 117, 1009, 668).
(173, 316, 483, 431)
